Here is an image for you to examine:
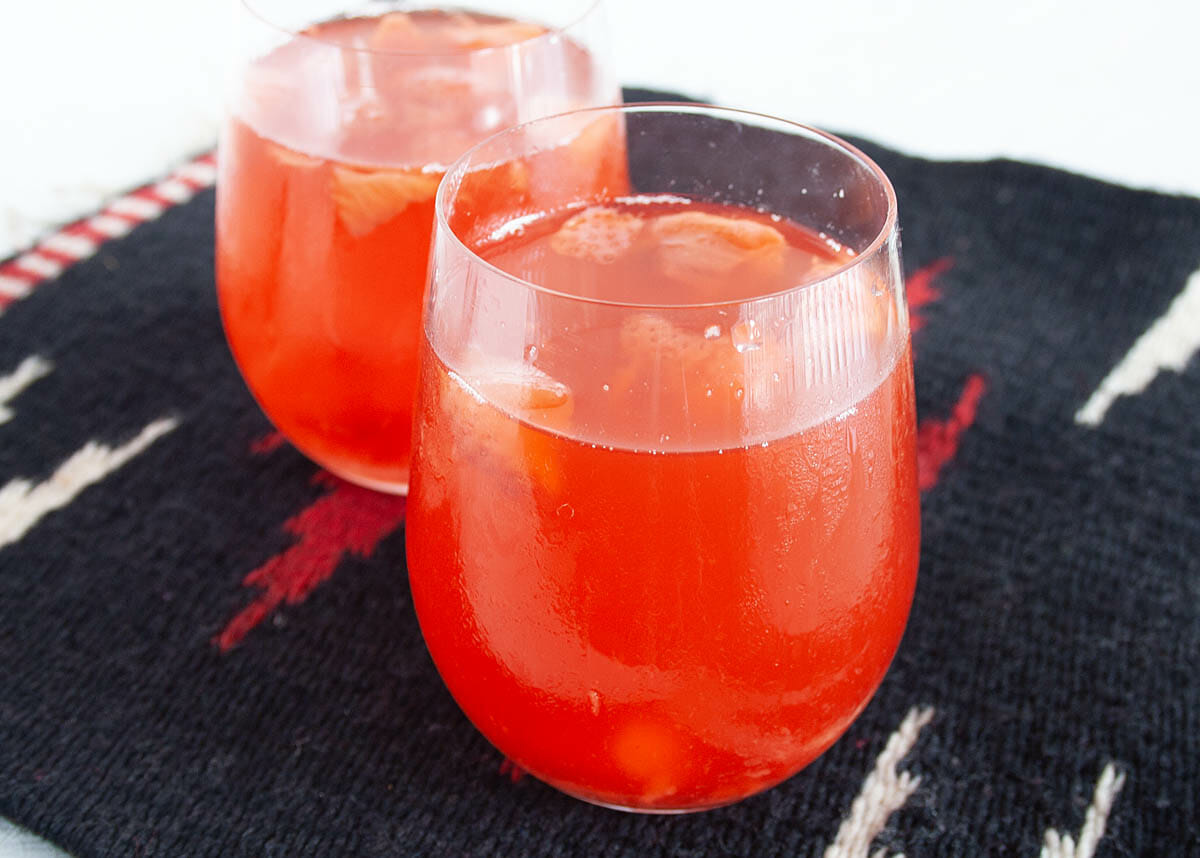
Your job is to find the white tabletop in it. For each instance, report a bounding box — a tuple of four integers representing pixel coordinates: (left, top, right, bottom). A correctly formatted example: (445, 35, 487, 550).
(2, 0, 1197, 854)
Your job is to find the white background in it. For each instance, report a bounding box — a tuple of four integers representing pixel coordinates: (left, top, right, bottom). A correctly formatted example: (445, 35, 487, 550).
(3, 1, 1200, 261)
(1, 0, 1197, 854)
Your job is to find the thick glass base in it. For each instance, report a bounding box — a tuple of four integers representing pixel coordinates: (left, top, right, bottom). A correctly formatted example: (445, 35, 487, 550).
(322, 464, 409, 496)
(578, 797, 735, 815)
(289, 439, 410, 495)
(550, 781, 748, 815)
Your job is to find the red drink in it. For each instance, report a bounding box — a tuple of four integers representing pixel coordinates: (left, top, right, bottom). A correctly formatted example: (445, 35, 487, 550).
(408, 195, 919, 810)
(216, 9, 613, 489)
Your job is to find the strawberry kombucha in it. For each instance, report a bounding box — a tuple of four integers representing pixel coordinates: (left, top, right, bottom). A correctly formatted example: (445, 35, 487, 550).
(407, 197, 920, 810)
(216, 9, 613, 489)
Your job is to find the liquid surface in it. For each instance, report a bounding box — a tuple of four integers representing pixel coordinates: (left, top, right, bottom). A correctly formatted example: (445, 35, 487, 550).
(216, 10, 611, 488)
(481, 197, 851, 306)
(432, 196, 902, 451)
(237, 10, 606, 168)
(408, 198, 919, 810)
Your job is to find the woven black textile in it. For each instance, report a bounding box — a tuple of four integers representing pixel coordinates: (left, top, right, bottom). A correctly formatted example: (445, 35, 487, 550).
(1, 89, 1198, 856)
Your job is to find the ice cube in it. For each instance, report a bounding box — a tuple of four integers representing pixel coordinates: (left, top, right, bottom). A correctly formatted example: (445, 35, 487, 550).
(446, 359, 573, 495)
(330, 165, 441, 237)
(650, 211, 785, 281)
(473, 365, 572, 413)
(730, 318, 763, 353)
(549, 206, 644, 264)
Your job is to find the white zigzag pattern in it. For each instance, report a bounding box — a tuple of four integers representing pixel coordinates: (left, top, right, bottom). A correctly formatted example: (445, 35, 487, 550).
(1077, 265, 1200, 425)
(824, 706, 934, 858)
(1040, 764, 1127, 858)
(0, 355, 52, 424)
(821, 709, 1126, 858)
(0, 416, 178, 550)
(0, 153, 215, 318)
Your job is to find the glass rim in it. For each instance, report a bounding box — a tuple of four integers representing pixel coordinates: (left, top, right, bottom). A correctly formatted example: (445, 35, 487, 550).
(434, 102, 900, 312)
(239, 0, 605, 58)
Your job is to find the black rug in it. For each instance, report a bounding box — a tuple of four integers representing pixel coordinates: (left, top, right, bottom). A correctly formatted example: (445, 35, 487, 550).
(1, 89, 1198, 856)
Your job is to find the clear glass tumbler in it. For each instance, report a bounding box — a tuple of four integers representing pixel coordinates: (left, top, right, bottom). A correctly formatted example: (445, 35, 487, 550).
(407, 104, 920, 812)
(216, 0, 615, 491)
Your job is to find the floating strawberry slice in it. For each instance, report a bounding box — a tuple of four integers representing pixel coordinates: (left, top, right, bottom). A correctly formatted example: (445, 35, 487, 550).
(446, 15, 546, 50)
(368, 11, 425, 51)
(650, 211, 785, 281)
(550, 206, 644, 264)
(330, 166, 442, 238)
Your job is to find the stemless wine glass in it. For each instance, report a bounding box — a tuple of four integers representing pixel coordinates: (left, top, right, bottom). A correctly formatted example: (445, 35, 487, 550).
(406, 104, 920, 812)
(215, 0, 615, 492)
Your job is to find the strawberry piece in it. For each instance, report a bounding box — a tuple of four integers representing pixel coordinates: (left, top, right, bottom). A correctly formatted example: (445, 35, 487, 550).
(650, 211, 785, 281)
(330, 166, 442, 238)
(446, 16, 546, 50)
(550, 207, 644, 264)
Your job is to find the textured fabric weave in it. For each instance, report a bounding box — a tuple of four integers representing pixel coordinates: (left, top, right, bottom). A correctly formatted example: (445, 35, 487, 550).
(1, 90, 1198, 856)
